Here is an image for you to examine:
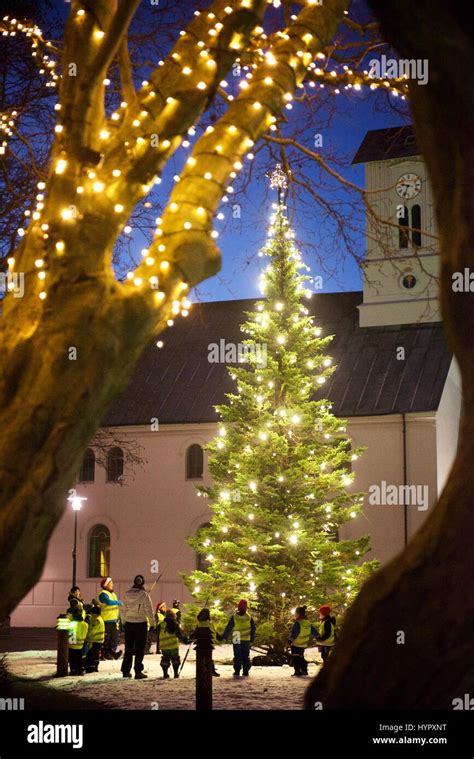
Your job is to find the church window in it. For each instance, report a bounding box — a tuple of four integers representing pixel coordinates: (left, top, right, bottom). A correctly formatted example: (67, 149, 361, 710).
(88, 524, 111, 577)
(106, 447, 124, 482)
(186, 444, 204, 479)
(401, 273, 417, 289)
(398, 206, 409, 248)
(78, 448, 95, 483)
(411, 204, 421, 246)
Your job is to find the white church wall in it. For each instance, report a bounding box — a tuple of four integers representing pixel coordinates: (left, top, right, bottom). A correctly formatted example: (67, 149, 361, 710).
(11, 424, 216, 627)
(341, 413, 437, 565)
(12, 414, 440, 627)
(436, 359, 462, 496)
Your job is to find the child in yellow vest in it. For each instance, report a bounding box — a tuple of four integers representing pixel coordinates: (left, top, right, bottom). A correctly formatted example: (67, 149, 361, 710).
(84, 603, 105, 673)
(317, 604, 336, 663)
(156, 609, 189, 678)
(288, 606, 318, 676)
(68, 608, 89, 676)
(190, 608, 221, 677)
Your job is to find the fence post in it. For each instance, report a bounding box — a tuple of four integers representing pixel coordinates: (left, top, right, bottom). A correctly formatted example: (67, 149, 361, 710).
(195, 626, 213, 711)
(56, 615, 69, 677)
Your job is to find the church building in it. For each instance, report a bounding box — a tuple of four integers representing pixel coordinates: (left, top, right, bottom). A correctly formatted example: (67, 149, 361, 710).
(12, 126, 461, 627)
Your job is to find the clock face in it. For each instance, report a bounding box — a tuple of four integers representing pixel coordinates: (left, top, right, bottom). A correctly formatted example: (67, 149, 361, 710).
(396, 173, 422, 199)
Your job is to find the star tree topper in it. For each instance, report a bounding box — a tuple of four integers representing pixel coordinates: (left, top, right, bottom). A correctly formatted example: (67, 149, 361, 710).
(268, 163, 288, 203)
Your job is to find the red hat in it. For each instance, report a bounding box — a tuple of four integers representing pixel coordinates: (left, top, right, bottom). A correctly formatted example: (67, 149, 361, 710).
(319, 604, 331, 616)
(237, 599, 248, 613)
(101, 577, 112, 589)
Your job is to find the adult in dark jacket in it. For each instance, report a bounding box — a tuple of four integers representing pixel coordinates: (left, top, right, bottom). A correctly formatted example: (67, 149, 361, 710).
(223, 599, 256, 678)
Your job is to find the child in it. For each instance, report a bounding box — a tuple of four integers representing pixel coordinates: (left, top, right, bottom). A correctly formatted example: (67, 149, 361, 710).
(84, 603, 105, 673)
(317, 604, 336, 663)
(288, 606, 318, 676)
(156, 609, 188, 679)
(223, 599, 256, 678)
(190, 608, 221, 677)
(68, 607, 88, 676)
(66, 586, 85, 620)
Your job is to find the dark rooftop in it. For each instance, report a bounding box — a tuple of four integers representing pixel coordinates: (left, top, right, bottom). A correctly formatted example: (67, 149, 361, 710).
(103, 292, 452, 426)
(352, 125, 419, 164)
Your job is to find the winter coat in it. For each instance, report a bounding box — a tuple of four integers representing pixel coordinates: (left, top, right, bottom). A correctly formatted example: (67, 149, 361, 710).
(121, 586, 154, 625)
(87, 615, 105, 643)
(223, 611, 256, 643)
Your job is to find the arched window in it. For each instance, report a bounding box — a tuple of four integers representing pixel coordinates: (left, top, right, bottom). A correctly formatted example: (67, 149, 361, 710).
(398, 206, 409, 248)
(106, 447, 123, 482)
(186, 444, 204, 480)
(78, 448, 95, 483)
(88, 524, 111, 578)
(196, 522, 211, 571)
(411, 204, 421, 246)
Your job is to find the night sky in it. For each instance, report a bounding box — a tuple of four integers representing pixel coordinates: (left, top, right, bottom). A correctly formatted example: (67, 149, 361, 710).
(3, 0, 411, 302)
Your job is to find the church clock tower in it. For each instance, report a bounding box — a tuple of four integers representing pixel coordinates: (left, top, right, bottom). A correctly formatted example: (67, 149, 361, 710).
(353, 126, 440, 327)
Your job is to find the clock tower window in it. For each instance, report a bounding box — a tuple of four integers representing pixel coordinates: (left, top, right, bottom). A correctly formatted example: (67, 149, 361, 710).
(412, 204, 421, 246)
(398, 206, 409, 248)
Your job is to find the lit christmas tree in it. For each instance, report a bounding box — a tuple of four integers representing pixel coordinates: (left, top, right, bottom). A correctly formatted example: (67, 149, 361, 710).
(184, 166, 377, 651)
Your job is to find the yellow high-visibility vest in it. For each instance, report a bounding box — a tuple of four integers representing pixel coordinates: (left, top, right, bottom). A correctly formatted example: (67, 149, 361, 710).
(292, 619, 313, 648)
(318, 618, 336, 646)
(232, 612, 251, 642)
(87, 616, 105, 643)
(159, 621, 180, 650)
(68, 620, 88, 650)
(99, 589, 120, 622)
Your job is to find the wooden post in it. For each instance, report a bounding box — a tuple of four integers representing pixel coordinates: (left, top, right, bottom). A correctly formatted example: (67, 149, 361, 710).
(195, 626, 213, 711)
(56, 615, 70, 677)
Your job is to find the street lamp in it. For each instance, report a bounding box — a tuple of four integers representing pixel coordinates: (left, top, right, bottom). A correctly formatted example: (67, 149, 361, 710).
(68, 495, 87, 587)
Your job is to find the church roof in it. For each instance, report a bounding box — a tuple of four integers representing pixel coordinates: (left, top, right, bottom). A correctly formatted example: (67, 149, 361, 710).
(103, 292, 452, 426)
(352, 125, 419, 164)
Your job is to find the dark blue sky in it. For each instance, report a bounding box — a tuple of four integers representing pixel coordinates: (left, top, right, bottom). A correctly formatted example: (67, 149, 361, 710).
(7, 0, 410, 302)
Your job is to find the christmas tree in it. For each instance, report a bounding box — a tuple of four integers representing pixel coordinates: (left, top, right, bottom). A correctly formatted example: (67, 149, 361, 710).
(184, 166, 377, 651)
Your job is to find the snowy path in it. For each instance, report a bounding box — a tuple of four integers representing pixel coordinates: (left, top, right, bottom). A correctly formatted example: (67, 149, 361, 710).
(5, 645, 322, 710)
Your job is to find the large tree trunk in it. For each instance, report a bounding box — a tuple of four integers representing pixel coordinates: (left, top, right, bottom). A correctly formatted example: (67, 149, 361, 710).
(305, 0, 474, 709)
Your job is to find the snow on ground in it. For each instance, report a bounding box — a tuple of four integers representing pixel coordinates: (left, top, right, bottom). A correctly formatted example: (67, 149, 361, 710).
(5, 645, 322, 710)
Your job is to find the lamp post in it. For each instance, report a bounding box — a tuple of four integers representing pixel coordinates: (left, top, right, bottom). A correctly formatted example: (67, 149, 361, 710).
(68, 495, 87, 587)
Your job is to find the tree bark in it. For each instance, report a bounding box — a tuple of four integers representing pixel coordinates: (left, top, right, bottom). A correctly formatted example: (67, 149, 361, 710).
(305, 0, 474, 709)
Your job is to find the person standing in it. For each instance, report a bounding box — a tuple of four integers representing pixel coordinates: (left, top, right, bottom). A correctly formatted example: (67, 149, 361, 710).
(223, 599, 256, 678)
(68, 607, 88, 676)
(287, 606, 318, 676)
(172, 600, 182, 624)
(66, 586, 85, 620)
(121, 575, 154, 680)
(190, 608, 221, 677)
(84, 602, 105, 673)
(156, 609, 188, 679)
(98, 577, 123, 660)
(317, 604, 336, 663)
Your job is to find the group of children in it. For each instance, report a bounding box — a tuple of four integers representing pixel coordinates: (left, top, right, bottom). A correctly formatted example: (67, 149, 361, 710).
(63, 587, 106, 676)
(59, 584, 336, 679)
(288, 604, 337, 676)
